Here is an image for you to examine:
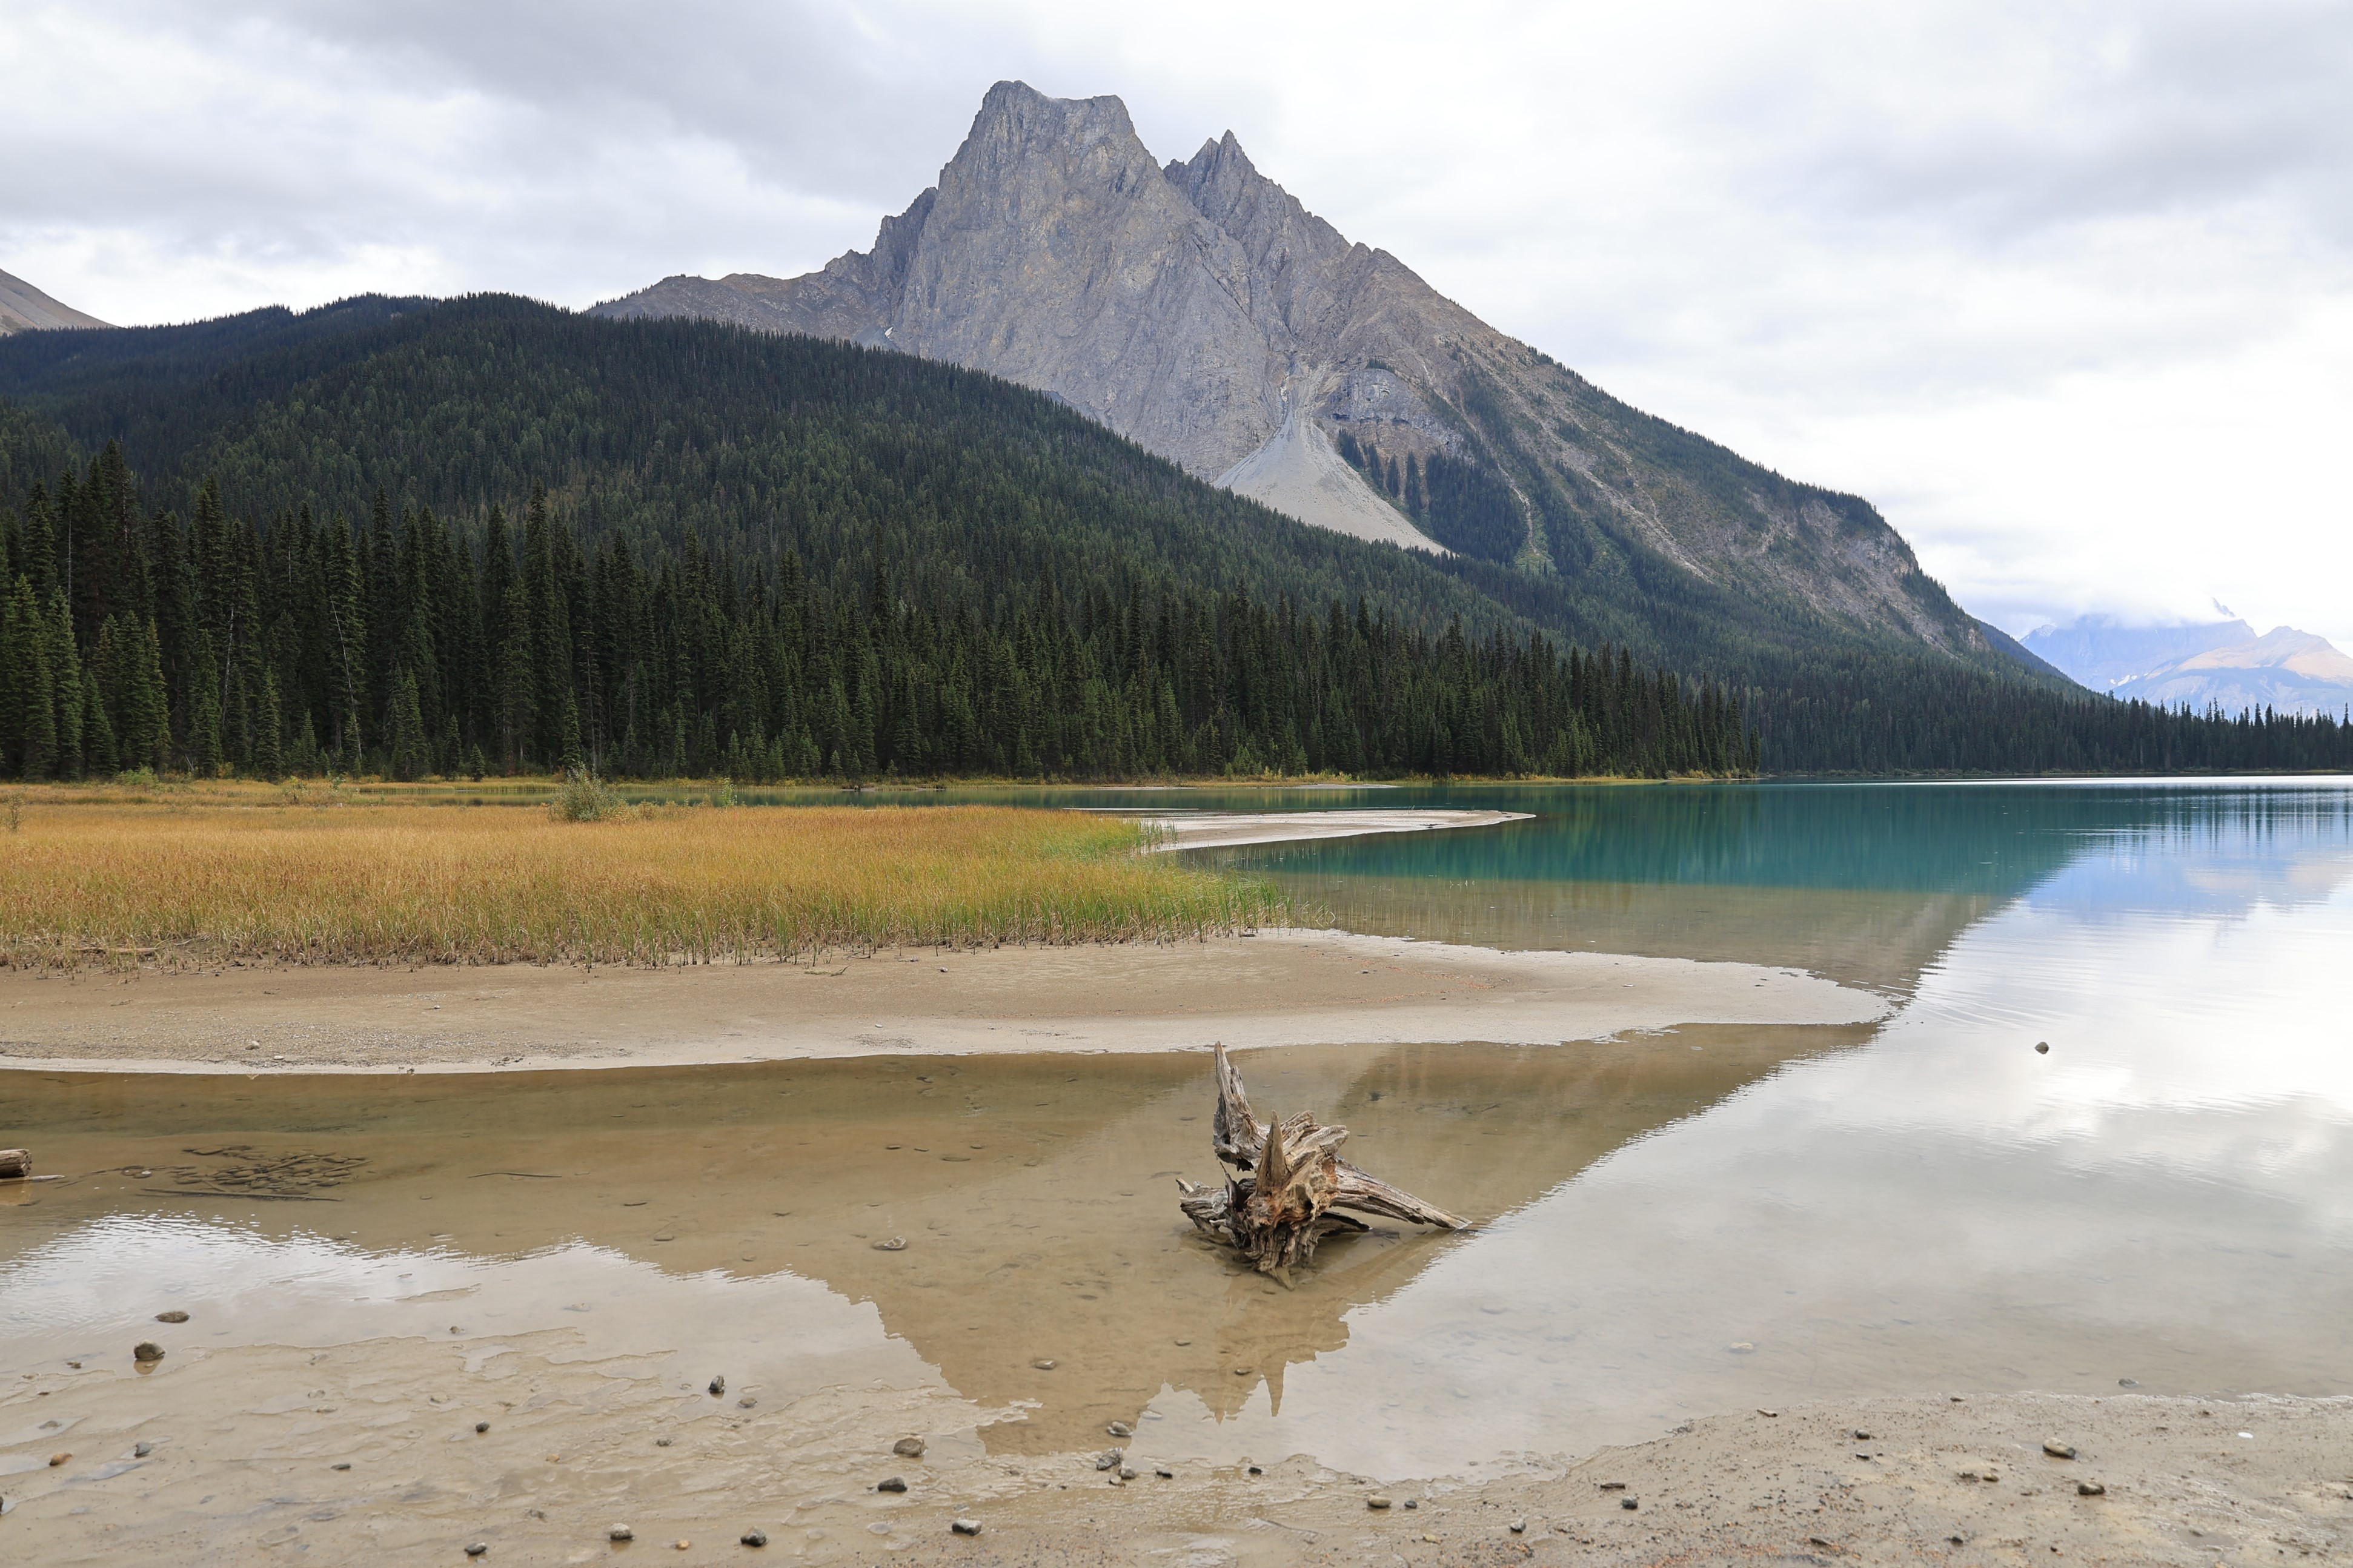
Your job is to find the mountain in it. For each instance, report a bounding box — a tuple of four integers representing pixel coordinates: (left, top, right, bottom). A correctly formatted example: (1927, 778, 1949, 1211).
(0, 269, 111, 334)
(4, 294, 2348, 775)
(593, 81, 1999, 666)
(2021, 616, 2257, 689)
(4, 294, 2345, 778)
(2024, 616, 2353, 717)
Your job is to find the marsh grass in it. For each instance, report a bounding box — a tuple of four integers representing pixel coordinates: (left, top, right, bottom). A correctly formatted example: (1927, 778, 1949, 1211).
(0, 794, 1287, 968)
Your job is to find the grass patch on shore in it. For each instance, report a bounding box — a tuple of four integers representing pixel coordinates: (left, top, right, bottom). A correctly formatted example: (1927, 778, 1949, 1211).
(0, 793, 1288, 968)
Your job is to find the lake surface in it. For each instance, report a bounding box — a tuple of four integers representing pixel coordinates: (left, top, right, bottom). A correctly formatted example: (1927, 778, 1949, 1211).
(6, 779, 2351, 1481)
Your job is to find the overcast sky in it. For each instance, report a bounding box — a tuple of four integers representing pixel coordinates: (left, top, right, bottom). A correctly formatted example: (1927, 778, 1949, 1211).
(5, 0, 2349, 649)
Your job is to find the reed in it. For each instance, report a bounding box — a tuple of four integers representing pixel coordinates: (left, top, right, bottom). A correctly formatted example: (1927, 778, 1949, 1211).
(0, 793, 1288, 968)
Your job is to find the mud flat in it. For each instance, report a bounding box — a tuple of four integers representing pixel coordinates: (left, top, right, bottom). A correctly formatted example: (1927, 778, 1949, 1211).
(0, 930, 1883, 1074)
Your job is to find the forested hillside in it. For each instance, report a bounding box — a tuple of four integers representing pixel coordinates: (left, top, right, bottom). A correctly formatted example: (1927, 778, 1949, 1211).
(0, 295, 2343, 778)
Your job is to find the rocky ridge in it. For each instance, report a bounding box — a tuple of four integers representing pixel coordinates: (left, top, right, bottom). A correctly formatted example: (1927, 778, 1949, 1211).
(594, 81, 1990, 657)
(0, 269, 111, 334)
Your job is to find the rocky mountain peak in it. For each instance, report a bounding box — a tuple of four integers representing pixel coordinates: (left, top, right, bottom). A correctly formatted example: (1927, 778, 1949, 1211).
(588, 83, 1996, 658)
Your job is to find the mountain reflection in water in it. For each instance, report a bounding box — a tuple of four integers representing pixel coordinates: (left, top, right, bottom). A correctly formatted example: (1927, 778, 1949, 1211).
(4, 780, 2349, 1477)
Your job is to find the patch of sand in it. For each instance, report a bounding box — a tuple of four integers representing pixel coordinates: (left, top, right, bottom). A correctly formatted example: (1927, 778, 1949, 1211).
(1129, 807, 1531, 850)
(5, 1336, 2343, 1564)
(0, 931, 1886, 1075)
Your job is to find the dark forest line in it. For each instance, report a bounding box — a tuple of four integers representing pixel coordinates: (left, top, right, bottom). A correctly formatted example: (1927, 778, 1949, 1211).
(0, 296, 2344, 778)
(0, 451, 1755, 784)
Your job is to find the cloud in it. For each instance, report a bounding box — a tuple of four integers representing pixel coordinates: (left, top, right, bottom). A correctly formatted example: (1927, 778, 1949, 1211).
(3, 0, 2348, 647)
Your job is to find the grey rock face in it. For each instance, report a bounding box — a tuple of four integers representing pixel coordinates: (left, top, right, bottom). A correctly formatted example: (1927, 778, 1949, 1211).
(592, 81, 1986, 653)
(0, 269, 112, 334)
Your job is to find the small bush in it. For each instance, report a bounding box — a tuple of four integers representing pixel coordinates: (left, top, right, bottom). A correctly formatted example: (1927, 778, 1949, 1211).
(549, 768, 634, 822)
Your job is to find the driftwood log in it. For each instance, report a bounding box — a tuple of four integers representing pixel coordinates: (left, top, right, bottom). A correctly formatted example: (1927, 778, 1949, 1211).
(1176, 1045, 1466, 1282)
(0, 1149, 28, 1180)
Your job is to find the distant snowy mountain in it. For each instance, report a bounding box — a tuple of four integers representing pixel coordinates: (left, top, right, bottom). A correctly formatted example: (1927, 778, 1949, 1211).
(2024, 616, 2353, 717)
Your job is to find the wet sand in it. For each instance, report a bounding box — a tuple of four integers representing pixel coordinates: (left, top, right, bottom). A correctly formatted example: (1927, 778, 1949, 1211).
(6, 1335, 2344, 1566)
(0, 930, 1884, 1074)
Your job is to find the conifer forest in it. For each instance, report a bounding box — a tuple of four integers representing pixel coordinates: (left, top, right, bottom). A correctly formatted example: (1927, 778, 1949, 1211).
(0, 294, 2345, 783)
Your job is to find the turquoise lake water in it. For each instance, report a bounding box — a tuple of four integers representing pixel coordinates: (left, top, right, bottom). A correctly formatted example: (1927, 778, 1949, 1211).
(5, 778, 2349, 1479)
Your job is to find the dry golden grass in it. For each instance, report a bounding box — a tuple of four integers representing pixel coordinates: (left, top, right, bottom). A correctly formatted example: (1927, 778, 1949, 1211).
(0, 790, 1287, 968)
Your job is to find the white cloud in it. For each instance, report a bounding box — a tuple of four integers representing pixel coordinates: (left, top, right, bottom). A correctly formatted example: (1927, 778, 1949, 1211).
(4, 0, 2348, 647)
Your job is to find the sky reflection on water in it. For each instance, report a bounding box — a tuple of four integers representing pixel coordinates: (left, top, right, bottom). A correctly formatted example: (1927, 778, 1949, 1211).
(5, 780, 2348, 1477)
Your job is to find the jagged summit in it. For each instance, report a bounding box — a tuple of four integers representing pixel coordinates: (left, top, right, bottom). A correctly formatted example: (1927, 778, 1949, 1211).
(594, 82, 1994, 656)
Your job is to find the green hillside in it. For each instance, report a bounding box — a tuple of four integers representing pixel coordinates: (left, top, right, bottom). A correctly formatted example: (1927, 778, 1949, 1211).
(0, 295, 2345, 778)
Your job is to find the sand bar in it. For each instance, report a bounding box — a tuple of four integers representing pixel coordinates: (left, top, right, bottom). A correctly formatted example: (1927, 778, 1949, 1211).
(1121, 806, 1533, 851)
(0, 930, 1886, 1074)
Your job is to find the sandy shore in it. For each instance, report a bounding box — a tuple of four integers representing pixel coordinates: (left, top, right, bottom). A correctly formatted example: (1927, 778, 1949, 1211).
(0, 930, 1884, 1075)
(5, 1331, 2342, 1566)
(1131, 807, 1532, 851)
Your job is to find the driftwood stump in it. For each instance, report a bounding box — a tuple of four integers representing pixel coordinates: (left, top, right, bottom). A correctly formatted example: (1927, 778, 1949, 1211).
(0, 1149, 28, 1180)
(1176, 1045, 1467, 1282)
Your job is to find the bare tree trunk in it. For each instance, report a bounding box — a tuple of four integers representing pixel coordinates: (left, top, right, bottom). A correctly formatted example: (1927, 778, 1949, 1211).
(1178, 1044, 1466, 1282)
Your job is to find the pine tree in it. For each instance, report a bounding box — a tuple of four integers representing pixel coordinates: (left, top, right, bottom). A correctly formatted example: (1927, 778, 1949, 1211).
(8, 580, 57, 779)
(388, 667, 428, 781)
(190, 641, 224, 775)
(81, 663, 118, 776)
(253, 670, 285, 781)
(47, 590, 85, 778)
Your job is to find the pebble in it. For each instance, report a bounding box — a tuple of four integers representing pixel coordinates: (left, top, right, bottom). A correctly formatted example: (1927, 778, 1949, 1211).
(1094, 1451, 1121, 1471)
(1107, 1421, 1133, 1438)
(741, 1529, 768, 1547)
(893, 1437, 926, 1458)
(134, 1443, 154, 1458)
(1402, 1498, 1418, 1510)
(2043, 1440, 2077, 1460)
(1621, 1497, 1640, 1510)
(331, 1462, 351, 1471)
(48, 1453, 70, 1467)
(672, 1543, 689, 1552)
(2119, 1378, 2140, 1388)
(475, 1422, 489, 1434)
(1154, 1467, 1173, 1479)
(737, 1397, 756, 1409)
(2036, 1041, 2051, 1054)
(873, 1236, 908, 1251)
(1509, 1519, 1526, 1534)
(708, 1375, 726, 1397)
(465, 1546, 486, 1558)
(655, 1437, 673, 1447)
(950, 1518, 982, 1536)
(2078, 1480, 2105, 1496)
(1367, 1494, 1392, 1509)
(1030, 1358, 1057, 1371)
(133, 1341, 165, 1363)
(609, 1525, 634, 1541)
(877, 1476, 908, 1493)
(1118, 1466, 1137, 1480)
(1853, 1429, 1873, 1441)
(154, 1310, 190, 1323)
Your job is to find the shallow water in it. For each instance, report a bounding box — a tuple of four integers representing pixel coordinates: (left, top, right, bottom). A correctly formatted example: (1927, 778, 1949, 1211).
(5, 779, 2351, 1481)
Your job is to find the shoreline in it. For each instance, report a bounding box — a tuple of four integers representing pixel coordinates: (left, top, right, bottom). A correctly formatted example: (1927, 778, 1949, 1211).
(0, 929, 1888, 1076)
(1126, 806, 1533, 851)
